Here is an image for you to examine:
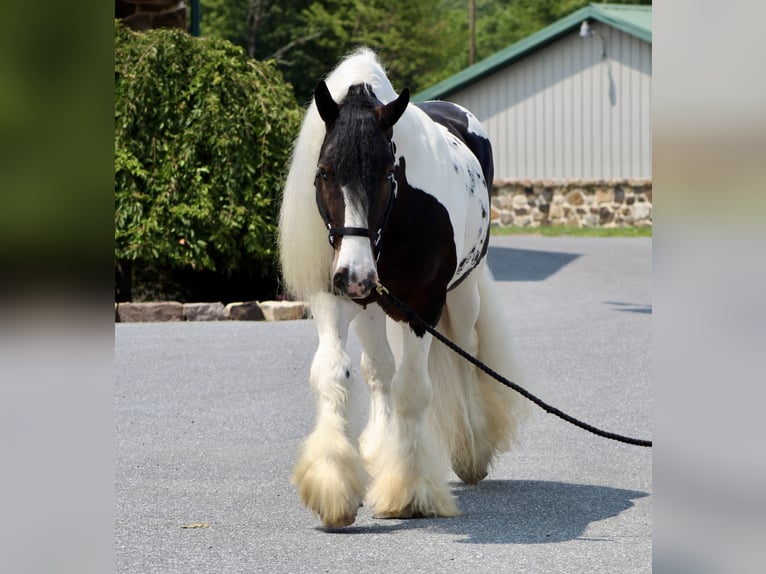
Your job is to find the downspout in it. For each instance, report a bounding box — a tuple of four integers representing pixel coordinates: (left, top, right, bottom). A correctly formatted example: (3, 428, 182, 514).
(190, 0, 200, 36)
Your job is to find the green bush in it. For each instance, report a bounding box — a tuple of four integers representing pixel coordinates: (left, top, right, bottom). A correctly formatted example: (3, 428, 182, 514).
(114, 21, 301, 301)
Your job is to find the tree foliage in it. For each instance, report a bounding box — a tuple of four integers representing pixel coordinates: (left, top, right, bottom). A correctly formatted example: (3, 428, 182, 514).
(474, 0, 651, 58)
(290, 0, 465, 102)
(198, 0, 650, 103)
(199, 0, 464, 103)
(114, 20, 301, 300)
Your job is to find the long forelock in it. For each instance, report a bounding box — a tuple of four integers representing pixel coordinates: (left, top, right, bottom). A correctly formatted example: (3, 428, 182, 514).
(333, 88, 388, 186)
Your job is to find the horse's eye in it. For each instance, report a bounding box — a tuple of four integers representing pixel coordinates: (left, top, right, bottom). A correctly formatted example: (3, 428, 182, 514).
(316, 167, 328, 181)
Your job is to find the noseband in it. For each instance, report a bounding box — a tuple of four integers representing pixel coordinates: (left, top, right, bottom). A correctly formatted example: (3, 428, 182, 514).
(316, 140, 398, 260)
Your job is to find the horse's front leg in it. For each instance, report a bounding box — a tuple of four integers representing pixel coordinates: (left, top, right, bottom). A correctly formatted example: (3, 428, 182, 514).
(365, 325, 459, 519)
(353, 305, 396, 470)
(291, 292, 367, 527)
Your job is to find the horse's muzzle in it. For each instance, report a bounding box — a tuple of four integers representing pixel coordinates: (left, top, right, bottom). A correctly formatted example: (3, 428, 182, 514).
(333, 266, 378, 299)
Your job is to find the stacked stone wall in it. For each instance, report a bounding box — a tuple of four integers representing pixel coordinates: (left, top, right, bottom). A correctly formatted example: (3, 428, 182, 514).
(491, 179, 652, 228)
(115, 300, 309, 322)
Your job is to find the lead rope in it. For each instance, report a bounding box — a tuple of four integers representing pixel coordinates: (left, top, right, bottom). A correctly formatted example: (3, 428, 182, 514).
(375, 282, 652, 447)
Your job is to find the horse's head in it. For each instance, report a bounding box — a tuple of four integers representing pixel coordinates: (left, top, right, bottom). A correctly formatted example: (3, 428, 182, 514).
(313, 80, 409, 299)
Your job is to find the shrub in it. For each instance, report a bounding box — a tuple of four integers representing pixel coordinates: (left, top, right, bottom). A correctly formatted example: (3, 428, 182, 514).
(114, 20, 301, 301)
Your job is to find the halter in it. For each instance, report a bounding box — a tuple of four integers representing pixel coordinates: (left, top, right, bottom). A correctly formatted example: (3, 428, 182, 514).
(316, 140, 398, 260)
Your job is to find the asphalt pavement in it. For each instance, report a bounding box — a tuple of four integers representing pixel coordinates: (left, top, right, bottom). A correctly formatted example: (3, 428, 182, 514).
(115, 235, 652, 573)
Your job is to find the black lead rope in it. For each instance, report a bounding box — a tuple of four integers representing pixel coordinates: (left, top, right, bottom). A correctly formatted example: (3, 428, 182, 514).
(375, 282, 652, 448)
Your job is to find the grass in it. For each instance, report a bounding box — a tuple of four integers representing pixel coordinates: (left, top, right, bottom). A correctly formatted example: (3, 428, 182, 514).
(490, 224, 652, 238)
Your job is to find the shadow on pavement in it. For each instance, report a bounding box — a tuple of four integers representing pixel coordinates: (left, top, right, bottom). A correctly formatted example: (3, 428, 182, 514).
(445, 479, 648, 544)
(319, 480, 648, 544)
(487, 246, 580, 282)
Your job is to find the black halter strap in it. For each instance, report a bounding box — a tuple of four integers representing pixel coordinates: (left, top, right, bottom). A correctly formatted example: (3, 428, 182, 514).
(323, 175, 396, 257)
(327, 225, 370, 242)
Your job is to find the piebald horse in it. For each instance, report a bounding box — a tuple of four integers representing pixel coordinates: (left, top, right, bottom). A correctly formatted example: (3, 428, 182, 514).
(279, 48, 526, 527)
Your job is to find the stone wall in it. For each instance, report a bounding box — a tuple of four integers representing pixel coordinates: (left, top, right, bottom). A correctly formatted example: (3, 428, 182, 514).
(491, 179, 652, 228)
(116, 300, 309, 322)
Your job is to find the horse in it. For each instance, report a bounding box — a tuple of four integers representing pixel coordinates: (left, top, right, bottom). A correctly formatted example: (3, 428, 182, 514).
(279, 47, 527, 528)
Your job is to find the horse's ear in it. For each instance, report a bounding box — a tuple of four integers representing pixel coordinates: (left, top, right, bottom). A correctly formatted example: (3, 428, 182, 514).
(377, 88, 410, 132)
(314, 80, 338, 127)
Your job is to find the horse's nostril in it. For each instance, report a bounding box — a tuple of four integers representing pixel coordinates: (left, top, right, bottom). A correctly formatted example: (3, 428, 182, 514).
(333, 268, 349, 292)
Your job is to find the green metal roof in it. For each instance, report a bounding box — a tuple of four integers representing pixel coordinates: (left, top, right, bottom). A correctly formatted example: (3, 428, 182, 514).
(413, 3, 652, 102)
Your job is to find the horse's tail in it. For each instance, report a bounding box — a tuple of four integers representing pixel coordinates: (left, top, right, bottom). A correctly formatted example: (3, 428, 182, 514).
(428, 260, 529, 483)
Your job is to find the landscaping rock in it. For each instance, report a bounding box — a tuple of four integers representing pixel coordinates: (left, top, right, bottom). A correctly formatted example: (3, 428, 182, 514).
(118, 302, 184, 322)
(225, 302, 265, 321)
(259, 301, 307, 322)
(184, 302, 227, 321)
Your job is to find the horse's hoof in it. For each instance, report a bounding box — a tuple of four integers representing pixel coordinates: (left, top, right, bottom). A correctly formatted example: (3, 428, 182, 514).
(322, 513, 357, 528)
(373, 503, 413, 519)
(453, 467, 488, 485)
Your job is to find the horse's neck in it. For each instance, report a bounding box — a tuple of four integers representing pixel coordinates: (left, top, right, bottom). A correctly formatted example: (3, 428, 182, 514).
(393, 107, 452, 166)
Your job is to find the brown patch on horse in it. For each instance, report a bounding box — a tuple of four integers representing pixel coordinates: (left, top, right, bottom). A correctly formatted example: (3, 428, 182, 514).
(366, 157, 457, 335)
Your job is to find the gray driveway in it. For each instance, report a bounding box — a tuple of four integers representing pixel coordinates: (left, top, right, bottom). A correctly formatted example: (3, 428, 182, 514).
(116, 235, 651, 573)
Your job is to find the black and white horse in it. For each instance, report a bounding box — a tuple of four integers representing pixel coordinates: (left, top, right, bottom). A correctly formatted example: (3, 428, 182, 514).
(279, 48, 526, 527)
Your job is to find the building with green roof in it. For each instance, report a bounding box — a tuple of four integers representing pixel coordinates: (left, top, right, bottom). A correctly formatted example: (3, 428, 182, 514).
(415, 3, 652, 180)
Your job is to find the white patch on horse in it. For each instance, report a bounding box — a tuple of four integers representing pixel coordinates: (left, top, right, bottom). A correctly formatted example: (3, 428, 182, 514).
(334, 185, 377, 298)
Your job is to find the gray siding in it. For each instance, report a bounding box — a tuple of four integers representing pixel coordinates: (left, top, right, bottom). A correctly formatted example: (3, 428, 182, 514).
(448, 26, 651, 180)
